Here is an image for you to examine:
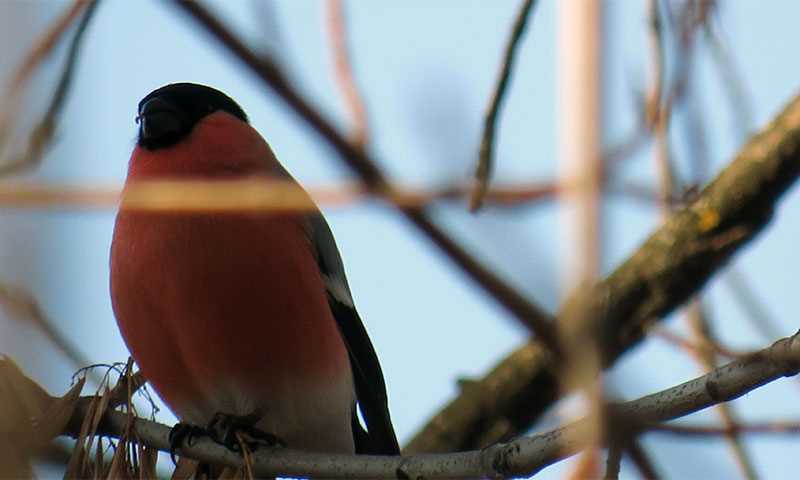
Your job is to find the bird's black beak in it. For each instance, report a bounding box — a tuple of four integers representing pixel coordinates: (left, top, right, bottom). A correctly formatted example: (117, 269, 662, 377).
(137, 97, 185, 149)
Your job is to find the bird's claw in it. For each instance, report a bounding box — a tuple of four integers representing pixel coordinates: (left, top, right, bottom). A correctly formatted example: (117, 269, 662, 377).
(168, 422, 208, 464)
(207, 411, 287, 452)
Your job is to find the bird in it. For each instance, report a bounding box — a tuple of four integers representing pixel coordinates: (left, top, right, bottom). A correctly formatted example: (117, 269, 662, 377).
(110, 82, 399, 457)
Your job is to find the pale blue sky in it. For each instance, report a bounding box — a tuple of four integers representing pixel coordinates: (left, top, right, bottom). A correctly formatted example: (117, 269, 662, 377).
(2, 1, 800, 478)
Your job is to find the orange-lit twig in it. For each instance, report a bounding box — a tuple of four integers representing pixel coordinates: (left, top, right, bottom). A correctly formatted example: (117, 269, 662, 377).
(325, 0, 370, 149)
(651, 326, 746, 360)
(0, 179, 559, 212)
(0, 178, 676, 212)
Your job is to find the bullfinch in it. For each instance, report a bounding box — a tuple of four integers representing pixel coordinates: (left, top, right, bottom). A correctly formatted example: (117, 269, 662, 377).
(110, 83, 399, 456)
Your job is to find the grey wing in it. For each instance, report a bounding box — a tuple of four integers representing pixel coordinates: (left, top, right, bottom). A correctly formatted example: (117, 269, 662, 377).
(306, 214, 400, 455)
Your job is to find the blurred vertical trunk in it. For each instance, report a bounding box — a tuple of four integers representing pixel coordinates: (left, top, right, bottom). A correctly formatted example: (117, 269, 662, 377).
(557, 0, 602, 291)
(556, 2, 605, 473)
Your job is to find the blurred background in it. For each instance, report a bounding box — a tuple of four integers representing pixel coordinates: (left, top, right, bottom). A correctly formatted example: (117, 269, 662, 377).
(1, 1, 799, 478)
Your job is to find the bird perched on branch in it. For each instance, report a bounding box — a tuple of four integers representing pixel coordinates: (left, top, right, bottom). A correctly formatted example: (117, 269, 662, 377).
(110, 83, 399, 457)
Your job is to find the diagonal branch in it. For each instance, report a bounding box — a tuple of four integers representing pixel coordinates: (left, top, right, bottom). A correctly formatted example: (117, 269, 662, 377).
(406, 90, 800, 453)
(623, 439, 662, 479)
(687, 301, 758, 479)
(169, 0, 560, 352)
(0, 282, 94, 376)
(0, 0, 101, 176)
(0, 0, 88, 159)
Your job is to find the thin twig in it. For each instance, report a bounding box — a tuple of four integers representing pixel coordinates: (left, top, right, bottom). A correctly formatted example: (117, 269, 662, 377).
(624, 439, 661, 479)
(170, 0, 560, 353)
(724, 268, 785, 341)
(651, 325, 744, 360)
(0, 178, 677, 213)
(0, 173, 686, 213)
(686, 301, 758, 479)
(470, 0, 537, 211)
(603, 443, 623, 480)
(645, 0, 665, 131)
(0, 0, 88, 159)
(0, 178, 556, 211)
(703, 7, 754, 139)
(0, 0, 100, 176)
(325, 0, 369, 149)
(651, 421, 800, 436)
(601, 89, 651, 175)
(107, 370, 146, 409)
(608, 0, 703, 190)
(0, 1, 101, 393)
(647, 0, 677, 209)
(647, 2, 759, 475)
(0, 281, 93, 373)
(697, 2, 789, 398)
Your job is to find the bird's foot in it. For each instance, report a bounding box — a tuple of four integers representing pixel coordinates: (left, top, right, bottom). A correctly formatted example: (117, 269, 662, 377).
(207, 411, 287, 453)
(168, 422, 208, 464)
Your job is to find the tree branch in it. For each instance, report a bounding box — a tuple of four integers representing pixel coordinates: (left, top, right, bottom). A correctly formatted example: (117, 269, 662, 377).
(0, 0, 100, 175)
(406, 90, 800, 452)
(168, 0, 560, 354)
(0, 282, 94, 378)
(470, 0, 537, 211)
(60, 332, 800, 478)
(0, 0, 88, 159)
(325, 0, 369, 149)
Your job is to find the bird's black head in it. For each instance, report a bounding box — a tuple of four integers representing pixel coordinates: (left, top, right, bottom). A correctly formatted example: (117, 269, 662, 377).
(136, 83, 248, 150)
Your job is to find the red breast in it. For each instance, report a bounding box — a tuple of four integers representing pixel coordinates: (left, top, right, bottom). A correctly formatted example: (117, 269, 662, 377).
(110, 112, 351, 416)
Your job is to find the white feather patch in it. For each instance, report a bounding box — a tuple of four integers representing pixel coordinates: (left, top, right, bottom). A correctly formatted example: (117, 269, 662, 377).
(322, 272, 354, 308)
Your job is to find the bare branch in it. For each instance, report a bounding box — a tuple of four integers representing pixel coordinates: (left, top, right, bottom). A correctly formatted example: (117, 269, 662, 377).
(470, 0, 537, 211)
(724, 267, 785, 342)
(651, 325, 743, 360)
(647, 0, 678, 209)
(703, 14, 754, 139)
(0, 0, 88, 158)
(686, 301, 758, 479)
(603, 443, 622, 480)
(645, 0, 665, 131)
(650, 3, 760, 473)
(0, 178, 676, 212)
(0, 178, 555, 212)
(325, 0, 370, 149)
(0, 0, 100, 176)
(169, 0, 560, 353)
(59, 332, 800, 478)
(407, 90, 800, 453)
(0, 282, 93, 373)
(624, 439, 662, 479)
